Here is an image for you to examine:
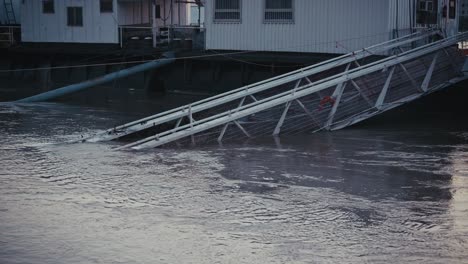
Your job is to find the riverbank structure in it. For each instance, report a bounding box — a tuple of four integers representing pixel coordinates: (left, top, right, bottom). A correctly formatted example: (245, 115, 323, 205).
(19, 0, 194, 48)
(0, 0, 20, 25)
(0, 0, 20, 47)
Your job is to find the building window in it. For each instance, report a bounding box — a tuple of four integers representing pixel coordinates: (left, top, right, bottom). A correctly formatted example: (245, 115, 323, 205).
(100, 0, 113, 13)
(449, 0, 456, 19)
(67, 7, 83, 27)
(427, 1, 434, 11)
(214, 0, 241, 22)
(264, 0, 293, 23)
(42, 0, 54, 14)
(419, 0, 434, 11)
(417, 0, 438, 24)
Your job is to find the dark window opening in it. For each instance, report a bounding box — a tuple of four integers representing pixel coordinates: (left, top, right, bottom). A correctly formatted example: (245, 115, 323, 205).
(417, 0, 438, 25)
(100, 0, 113, 13)
(266, 0, 292, 9)
(449, 0, 456, 19)
(42, 0, 54, 14)
(264, 0, 293, 22)
(420, 1, 427, 10)
(427, 1, 433, 11)
(215, 0, 240, 9)
(67, 7, 83, 27)
(156, 5, 161, 19)
(214, 0, 241, 22)
(214, 12, 240, 20)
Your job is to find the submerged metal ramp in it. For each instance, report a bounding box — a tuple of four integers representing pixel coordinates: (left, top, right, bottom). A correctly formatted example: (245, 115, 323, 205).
(83, 30, 468, 150)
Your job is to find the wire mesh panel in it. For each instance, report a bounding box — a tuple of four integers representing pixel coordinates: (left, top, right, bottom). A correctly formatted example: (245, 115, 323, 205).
(330, 46, 465, 130)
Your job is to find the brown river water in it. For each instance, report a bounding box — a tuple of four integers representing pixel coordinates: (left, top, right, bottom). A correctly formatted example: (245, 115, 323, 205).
(0, 87, 467, 263)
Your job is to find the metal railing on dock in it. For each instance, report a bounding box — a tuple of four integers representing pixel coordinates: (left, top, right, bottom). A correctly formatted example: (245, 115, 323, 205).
(81, 30, 468, 150)
(0, 25, 20, 47)
(118, 25, 204, 50)
(118, 25, 153, 49)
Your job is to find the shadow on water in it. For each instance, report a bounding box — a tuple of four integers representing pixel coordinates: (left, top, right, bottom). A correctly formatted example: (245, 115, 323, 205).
(202, 83, 468, 202)
(356, 81, 468, 130)
(214, 131, 457, 201)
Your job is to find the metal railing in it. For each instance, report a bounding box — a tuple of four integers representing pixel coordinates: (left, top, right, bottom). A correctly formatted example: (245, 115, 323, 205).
(82, 30, 466, 150)
(118, 25, 153, 48)
(123, 35, 468, 149)
(114, 33, 467, 150)
(118, 25, 204, 49)
(167, 25, 204, 49)
(0, 25, 20, 46)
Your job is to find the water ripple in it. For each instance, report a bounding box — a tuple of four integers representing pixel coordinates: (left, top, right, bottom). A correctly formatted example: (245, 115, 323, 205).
(0, 103, 468, 264)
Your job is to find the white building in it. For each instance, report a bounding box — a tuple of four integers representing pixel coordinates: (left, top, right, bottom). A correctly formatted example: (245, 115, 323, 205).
(204, 0, 460, 54)
(0, 0, 20, 25)
(20, 0, 190, 44)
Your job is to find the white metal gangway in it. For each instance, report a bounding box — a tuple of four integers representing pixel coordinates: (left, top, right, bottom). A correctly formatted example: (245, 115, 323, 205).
(82, 30, 468, 150)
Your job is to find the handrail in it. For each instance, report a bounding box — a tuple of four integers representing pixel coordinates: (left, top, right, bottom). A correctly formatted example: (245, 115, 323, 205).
(118, 26, 201, 29)
(119, 31, 468, 150)
(0, 25, 20, 29)
(0, 25, 18, 45)
(118, 26, 153, 29)
(169, 25, 203, 29)
(85, 30, 440, 143)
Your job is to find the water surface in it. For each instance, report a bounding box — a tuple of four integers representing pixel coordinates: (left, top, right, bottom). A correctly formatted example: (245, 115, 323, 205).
(0, 101, 467, 264)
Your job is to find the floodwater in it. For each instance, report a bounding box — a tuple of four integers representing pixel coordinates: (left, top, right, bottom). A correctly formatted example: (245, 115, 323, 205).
(0, 92, 468, 263)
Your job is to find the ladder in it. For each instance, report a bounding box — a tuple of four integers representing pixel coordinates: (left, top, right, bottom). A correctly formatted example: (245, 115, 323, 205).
(3, 0, 16, 25)
(82, 30, 468, 150)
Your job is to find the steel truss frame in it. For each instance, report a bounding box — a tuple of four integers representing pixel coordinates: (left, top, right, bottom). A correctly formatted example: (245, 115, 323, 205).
(83, 30, 439, 143)
(83, 30, 468, 150)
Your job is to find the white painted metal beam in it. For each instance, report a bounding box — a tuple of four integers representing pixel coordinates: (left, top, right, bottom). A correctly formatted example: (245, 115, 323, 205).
(399, 63, 424, 93)
(325, 63, 351, 129)
(350, 79, 374, 107)
(218, 123, 230, 142)
(82, 31, 441, 143)
(233, 121, 251, 138)
(375, 66, 395, 110)
(421, 53, 439, 92)
(295, 99, 320, 127)
(273, 102, 292, 136)
(116, 33, 468, 150)
(325, 81, 347, 130)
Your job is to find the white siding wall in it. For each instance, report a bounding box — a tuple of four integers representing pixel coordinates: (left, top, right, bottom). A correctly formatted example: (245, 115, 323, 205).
(388, 0, 417, 37)
(0, 0, 21, 24)
(118, 0, 152, 25)
(205, 0, 397, 54)
(21, 0, 119, 43)
(117, 0, 190, 28)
